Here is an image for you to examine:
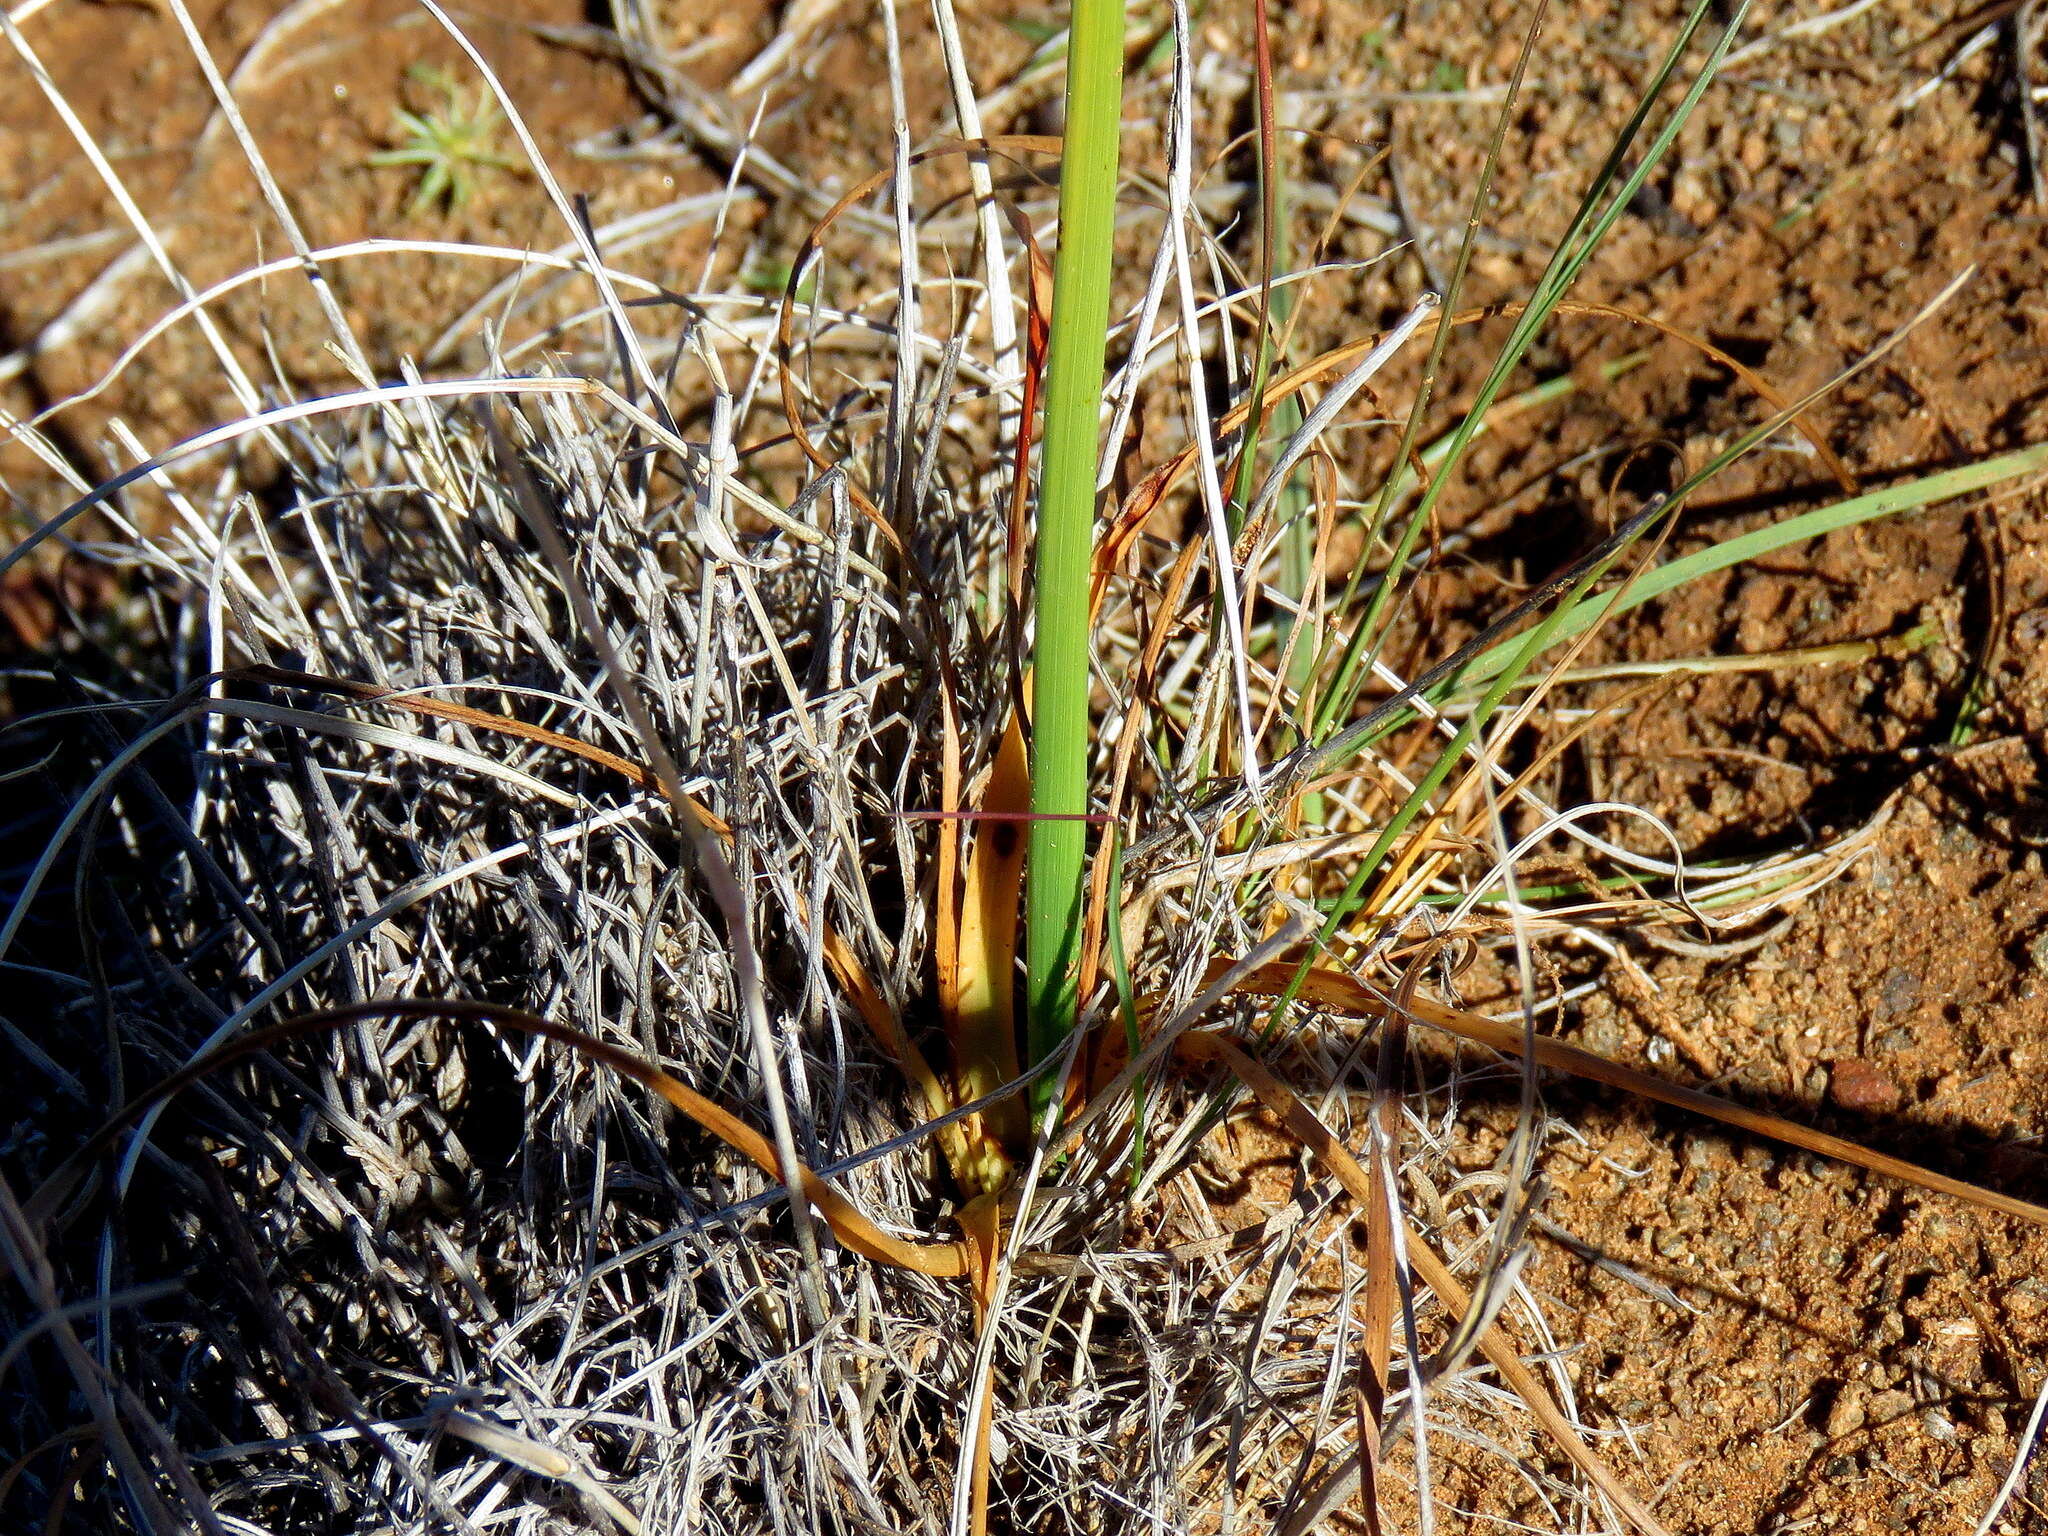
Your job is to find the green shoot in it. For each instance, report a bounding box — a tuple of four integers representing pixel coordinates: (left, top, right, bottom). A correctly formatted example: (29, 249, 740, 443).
(1426, 59, 1469, 93)
(1025, 0, 1125, 1091)
(370, 64, 521, 216)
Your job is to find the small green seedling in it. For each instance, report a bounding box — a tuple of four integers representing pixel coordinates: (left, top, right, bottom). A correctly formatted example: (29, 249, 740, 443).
(744, 260, 817, 306)
(371, 64, 521, 216)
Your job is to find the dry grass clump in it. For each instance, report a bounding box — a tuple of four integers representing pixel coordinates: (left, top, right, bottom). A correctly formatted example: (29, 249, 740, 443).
(8, 4, 2048, 1536)
(0, 240, 1429, 1536)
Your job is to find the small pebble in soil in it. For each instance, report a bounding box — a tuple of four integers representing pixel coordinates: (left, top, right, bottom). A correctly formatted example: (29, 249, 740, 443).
(1830, 1058, 1904, 1114)
(1825, 1381, 1867, 1437)
(1876, 968, 1920, 1019)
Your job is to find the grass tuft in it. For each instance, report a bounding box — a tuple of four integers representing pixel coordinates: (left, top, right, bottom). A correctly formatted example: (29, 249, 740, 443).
(8, 4, 2048, 1535)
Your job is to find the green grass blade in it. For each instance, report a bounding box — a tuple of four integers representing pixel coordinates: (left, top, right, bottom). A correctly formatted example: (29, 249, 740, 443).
(1026, 0, 1125, 1087)
(1309, 444, 2042, 774)
(1311, 0, 1747, 737)
(1454, 442, 2048, 691)
(1263, 506, 1656, 1025)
